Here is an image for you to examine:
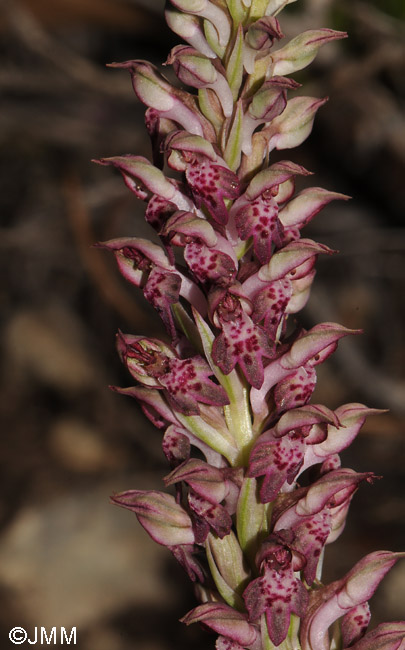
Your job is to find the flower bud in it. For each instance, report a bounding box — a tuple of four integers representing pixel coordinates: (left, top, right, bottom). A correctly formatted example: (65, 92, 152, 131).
(168, 44, 217, 86)
(165, 8, 216, 58)
(170, 0, 231, 50)
(246, 16, 284, 51)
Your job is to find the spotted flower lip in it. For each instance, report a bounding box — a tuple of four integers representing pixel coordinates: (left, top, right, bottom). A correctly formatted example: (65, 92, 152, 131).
(243, 531, 309, 646)
(158, 355, 230, 415)
(97, 236, 208, 328)
(162, 211, 238, 287)
(117, 333, 229, 414)
(185, 159, 240, 225)
(209, 286, 274, 389)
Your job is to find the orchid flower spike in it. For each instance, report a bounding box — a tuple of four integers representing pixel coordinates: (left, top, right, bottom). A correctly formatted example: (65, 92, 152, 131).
(95, 0, 404, 648)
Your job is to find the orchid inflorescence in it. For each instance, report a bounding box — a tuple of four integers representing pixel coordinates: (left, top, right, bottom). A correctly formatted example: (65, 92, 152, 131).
(95, 0, 405, 648)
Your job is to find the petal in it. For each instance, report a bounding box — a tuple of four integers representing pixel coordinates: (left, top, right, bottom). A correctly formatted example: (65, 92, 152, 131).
(248, 433, 305, 503)
(234, 194, 284, 264)
(279, 186, 350, 232)
(167, 44, 217, 87)
(341, 602, 371, 648)
(246, 16, 284, 50)
(273, 403, 339, 438)
(184, 241, 237, 286)
(186, 160, 240, 224)
(273, 365, 317, 413)
(162, 425, 191, 466)
(94, 155, 177, 201)
(165, 8, 217, 59)
(251, 278, 292, 338)
(259, 238, 334, 282)
(159, 356, 230, 415)
(143, 267, 182, 339)
(244, 564, 308, 645)
(188, 490, 233, 539)
(347, 622, 405, 650)
(110, 384, 177, 428)
(267, 96, 328, 152)
(293, 509, 332, 584)
(212, 311, 273, 388)
(281, 322, 360, 370)
(110, 59, 209, 136)
(163, 210, 218, 247)
(171, 544, 206, 583)
(272, 29, 347, 76)
(181, 603, 257, 647)
(243, 160, 312, 202)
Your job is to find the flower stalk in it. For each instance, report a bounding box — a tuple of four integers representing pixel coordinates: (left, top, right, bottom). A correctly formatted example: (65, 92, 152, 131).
(97, 1, 405, 648)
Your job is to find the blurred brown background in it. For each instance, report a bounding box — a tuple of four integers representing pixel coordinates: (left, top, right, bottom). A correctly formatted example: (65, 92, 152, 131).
(0, 0, 404, 648)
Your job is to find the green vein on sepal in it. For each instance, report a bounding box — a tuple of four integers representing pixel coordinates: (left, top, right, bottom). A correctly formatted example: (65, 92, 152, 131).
(226, 25, 244, 102)
(226, 0, 246, 27)
(236, 477, 271, 562)
(223, 100, 243, 172)
(204, 19, 226, 58)
(206, 531, 249, 610)
(176, 412, 238, 465)
(198, 88, 224, 136)
(172, 303, 204, 354)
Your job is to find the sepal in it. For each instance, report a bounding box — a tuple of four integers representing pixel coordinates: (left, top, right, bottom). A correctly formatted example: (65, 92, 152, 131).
(341, 602, 371, 648)
(267, 96, 328, 152)
(279, 186, 350, 237)
(300, 552, 405, 650)
(108, 59, 211, 137)
(169, 0, 232, 52)
(110, 489, 195, 546)
(181, 602, 258, 647)
(346, 622, 405, 650)
(272, 29, 347, 76)
(171, 544, 206, 582)
(206, 531, 250, 609)
(165, 8, 217, 58)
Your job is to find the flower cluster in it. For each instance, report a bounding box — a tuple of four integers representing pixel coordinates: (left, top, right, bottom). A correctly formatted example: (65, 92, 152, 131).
(97, 1, 405, 648)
